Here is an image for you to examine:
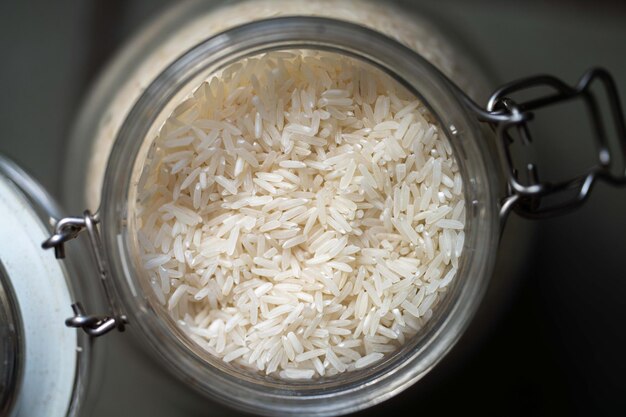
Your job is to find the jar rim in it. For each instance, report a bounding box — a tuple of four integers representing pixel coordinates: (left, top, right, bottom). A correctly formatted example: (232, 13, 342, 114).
(100, 16, 500, 416)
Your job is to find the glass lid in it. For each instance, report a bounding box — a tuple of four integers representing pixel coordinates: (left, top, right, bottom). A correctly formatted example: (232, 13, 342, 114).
(0, 155, 84, 417)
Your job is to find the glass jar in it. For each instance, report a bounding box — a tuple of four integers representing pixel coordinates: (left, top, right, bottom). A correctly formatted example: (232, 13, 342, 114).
(103, 18, 499, 417)
(38, 1, 625, 416)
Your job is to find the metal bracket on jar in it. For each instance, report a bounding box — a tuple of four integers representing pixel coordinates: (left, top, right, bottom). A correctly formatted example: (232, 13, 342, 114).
(464, 68, 626, 221)
(42, 211, 127, 337)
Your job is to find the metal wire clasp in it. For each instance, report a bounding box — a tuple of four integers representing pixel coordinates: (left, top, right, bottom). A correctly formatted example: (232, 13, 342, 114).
(466, 68, 626, 220)
(42, 211, 127, 337)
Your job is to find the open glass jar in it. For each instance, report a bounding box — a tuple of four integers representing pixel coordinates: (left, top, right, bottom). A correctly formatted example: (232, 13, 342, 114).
(36, 1, 626, 416)
(103, 17, 499, 417)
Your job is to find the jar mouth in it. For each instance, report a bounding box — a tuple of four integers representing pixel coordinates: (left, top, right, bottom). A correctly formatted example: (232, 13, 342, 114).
(101, 16, 499, 416)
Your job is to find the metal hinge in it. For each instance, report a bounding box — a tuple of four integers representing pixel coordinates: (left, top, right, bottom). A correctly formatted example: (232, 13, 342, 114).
(463, 68, 626, 221)
(42, 211, 127, 337)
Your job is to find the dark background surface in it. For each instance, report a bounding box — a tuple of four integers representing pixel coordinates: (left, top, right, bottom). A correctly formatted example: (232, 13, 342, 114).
(1, 1, 625, 416)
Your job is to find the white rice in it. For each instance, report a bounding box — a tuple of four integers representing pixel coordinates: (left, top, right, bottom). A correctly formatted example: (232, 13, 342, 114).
(354, 352, 385, 369)
(135, 50, 465, 379)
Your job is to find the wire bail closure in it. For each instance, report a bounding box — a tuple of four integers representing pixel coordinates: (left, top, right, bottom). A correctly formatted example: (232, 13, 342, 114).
(476, 68, 626, 220)
(42, 211, 127, 337)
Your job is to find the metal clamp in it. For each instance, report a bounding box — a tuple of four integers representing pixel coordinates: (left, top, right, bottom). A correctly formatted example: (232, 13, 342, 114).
(463, 68, 626, 220)
(42, 211, 127, 337)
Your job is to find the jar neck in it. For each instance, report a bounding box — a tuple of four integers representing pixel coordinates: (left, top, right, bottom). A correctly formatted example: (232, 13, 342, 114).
(100, 16, 500, 416)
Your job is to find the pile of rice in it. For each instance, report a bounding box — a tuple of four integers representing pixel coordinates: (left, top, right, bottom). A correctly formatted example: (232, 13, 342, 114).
(135, 50, 465, 379)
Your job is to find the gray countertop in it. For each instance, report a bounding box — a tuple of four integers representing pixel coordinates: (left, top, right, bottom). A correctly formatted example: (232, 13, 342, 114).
(1, 1, 625, 415)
